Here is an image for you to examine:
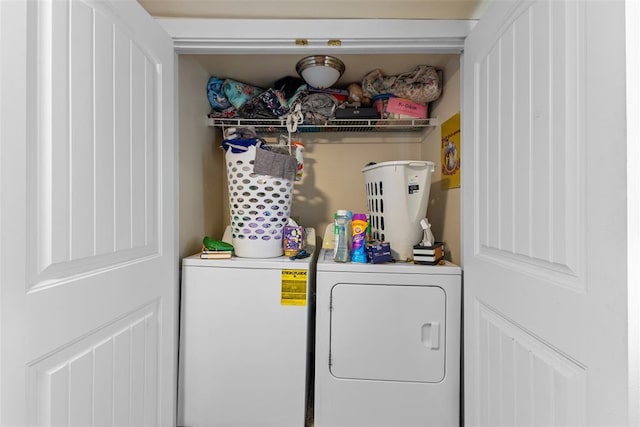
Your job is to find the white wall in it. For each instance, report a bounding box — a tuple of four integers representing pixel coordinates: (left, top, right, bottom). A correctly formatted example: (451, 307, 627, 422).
(423, 55, 461, 264)
(178, 55, 224, 259)
(288, 136, 423, 239)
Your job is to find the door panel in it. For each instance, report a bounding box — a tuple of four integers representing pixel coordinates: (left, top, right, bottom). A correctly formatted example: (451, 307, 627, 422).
(31, 0, 159, 287)
(329, 283, 446, 382)
(463, 0, 629, 425)
(1, 0, 177, 425)
(28, 303, 159, 426)
(475, 0, 584, 289)
(475, 303, 586, 425)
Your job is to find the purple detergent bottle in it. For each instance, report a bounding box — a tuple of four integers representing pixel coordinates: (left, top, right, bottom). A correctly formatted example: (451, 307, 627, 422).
(350, 213, 368, 263)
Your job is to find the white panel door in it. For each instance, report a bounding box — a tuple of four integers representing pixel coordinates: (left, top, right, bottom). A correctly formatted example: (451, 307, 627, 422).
(0, 0, 177, 425)
(463, 0, 630, 425)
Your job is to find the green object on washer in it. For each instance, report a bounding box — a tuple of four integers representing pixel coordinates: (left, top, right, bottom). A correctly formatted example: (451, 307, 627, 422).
(203, 236, 233, 252)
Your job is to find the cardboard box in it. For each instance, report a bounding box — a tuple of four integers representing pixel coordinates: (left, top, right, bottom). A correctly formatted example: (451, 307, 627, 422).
(283, 226, 305, 257)
(366, 241, 393, 264)
(413, 242, 445, 265)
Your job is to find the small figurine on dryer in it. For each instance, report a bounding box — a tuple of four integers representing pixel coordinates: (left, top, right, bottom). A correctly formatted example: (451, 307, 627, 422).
(413, 218, 445, 265)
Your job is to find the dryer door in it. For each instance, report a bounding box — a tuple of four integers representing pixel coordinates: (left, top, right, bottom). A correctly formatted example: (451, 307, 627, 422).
(329, 283, 446, 383)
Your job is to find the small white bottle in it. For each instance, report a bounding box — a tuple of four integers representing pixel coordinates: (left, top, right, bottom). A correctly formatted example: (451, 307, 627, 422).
(292, 140, 304, 181)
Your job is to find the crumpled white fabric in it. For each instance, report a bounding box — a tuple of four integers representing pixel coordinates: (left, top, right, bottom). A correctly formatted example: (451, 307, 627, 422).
(361, 65, 442, 104)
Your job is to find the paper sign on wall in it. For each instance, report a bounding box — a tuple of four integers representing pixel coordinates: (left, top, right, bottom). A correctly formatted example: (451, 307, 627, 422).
(281, 269, 307, 306)
(441, 112, 461, 190)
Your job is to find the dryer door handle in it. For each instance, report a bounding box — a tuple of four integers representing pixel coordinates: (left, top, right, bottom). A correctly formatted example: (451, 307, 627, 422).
(421, 322, 441, 350)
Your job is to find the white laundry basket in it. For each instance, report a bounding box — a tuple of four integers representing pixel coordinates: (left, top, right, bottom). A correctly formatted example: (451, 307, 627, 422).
(226, 145, 293, 258)
(363, 160, 435, 261)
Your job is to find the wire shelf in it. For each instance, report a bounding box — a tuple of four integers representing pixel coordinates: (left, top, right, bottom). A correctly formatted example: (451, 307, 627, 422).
(207, 117, 438, 133)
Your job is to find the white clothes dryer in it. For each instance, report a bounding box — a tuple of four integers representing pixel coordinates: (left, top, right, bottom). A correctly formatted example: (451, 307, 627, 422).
(314, 249, 461, 427)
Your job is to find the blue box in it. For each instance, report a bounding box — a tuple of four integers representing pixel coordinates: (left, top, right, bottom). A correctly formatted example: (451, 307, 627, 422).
(366, 241, 393, 264)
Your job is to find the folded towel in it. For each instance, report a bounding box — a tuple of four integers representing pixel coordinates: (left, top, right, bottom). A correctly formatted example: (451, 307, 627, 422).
(254, 147, 297, 182)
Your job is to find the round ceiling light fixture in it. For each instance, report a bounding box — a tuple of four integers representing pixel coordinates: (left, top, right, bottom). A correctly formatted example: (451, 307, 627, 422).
(296, 55, 345, 89)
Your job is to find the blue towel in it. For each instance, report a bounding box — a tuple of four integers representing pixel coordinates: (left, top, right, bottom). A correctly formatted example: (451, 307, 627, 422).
(221, 138, 261, 153)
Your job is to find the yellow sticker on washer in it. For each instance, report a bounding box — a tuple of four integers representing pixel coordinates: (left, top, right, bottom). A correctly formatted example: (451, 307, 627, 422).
(281, 269, 307, 306)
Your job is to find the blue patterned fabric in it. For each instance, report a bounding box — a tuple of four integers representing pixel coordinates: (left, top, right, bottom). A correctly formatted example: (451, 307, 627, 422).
(207, 76, 231, 110)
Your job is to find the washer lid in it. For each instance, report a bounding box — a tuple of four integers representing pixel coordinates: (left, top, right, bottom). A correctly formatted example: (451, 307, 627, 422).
(329, 283, 446, 383)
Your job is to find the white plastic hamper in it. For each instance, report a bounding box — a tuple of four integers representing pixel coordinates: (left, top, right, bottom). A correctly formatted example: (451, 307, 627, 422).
(362, 160, 435, 260)
(225, 145, 293, 258)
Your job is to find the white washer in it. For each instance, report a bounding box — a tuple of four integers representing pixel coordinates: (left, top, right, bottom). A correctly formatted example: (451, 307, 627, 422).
(314, 249, 461, 427)
(178, 231, 316, 427)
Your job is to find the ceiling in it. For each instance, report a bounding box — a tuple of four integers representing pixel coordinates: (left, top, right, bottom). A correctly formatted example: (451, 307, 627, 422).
(137, 0, 489, 20)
